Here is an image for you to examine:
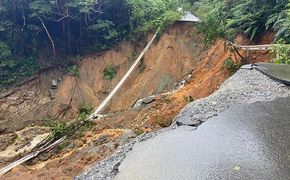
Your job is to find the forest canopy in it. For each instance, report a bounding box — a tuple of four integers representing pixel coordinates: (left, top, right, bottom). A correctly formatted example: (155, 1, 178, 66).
(0, 0, 185, 87)
(1, 0, 290, 88)
(193, 0, 290, 45)
(192, 0, 290, 65)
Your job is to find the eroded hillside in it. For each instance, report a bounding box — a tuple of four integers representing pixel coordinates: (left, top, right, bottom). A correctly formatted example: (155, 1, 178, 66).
(0, 23, 204, 133)
(0, 23, 274, 179)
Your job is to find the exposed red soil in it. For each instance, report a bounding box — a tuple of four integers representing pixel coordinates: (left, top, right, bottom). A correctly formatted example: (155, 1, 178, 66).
(0, 27, 275, 179)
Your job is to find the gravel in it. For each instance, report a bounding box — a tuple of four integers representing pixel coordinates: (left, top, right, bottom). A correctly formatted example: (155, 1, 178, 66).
(75, 69, 290, 180)
(174, 69, 290, 125)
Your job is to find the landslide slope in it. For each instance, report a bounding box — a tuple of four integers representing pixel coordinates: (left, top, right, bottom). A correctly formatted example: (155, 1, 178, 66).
(0, 23, 275, 179)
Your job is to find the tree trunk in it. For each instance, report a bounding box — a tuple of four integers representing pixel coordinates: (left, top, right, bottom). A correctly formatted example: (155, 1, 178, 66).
(38, 16, 56, 60)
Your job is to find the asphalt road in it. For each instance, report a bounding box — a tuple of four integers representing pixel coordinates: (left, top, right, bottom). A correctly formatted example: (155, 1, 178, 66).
(115, 97, 290, 180)
(255, 62, 290, 85)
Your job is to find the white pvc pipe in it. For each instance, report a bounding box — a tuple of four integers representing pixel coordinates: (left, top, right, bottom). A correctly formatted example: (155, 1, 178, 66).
(88, 28, 160, 120)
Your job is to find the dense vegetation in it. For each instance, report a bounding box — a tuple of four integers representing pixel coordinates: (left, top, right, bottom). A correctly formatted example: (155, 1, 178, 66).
(1, 0, 290, 88)
(193, 0, 290, 45)
(192, 0, 290, 64)
(0, 0, 185, 88)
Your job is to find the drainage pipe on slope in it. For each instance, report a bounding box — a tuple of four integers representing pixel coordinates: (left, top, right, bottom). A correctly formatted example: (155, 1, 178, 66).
(88, 28, 160, 120)
(0, 28, 160, 175)
(0, 136, 66, 176)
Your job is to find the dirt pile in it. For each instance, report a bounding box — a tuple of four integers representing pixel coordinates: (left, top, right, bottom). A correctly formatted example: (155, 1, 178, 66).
(0, 127, 51, 167)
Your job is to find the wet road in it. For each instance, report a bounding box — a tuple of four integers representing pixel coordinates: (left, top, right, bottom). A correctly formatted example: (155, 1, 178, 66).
(255, 62, 290, 85)
(115, 97, 290, 180)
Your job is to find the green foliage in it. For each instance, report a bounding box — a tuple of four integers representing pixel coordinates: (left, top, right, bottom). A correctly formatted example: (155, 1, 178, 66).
(29, 0, 52, 17)
(0, 0, 131, 62)
(79, 104, 93, 120)
(46, 119, 94, 139)
(195, 0, 233, 45)
(266, 2, 290, 43)
(223, 58, 240, 74)
(0, 42, 11, 60)
(272, 44, 290, 64)
(226, 0, 269, 40)
(195, 0, 288, 43)
(87, 20, 119, 50)
(126, 0, 183, 37)
(103, 64, 117, 80)
(46, 121, 68, 139)
(0, 58, 39, 88)
(224, 58, 235, 70)
(67, 65, 79, 76)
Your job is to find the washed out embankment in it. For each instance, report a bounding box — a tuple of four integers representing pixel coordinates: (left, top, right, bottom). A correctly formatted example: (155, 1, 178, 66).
(0, 29, 276, 179)
(0, 23, 207, 179)
(0, 39, 230, 179)
(76, 68, 290, 179)
(0, 23, 204, 133)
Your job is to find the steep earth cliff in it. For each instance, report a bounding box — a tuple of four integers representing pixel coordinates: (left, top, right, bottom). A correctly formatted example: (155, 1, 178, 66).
(0, 22, 205, 133)
(0, 23, 274, 179)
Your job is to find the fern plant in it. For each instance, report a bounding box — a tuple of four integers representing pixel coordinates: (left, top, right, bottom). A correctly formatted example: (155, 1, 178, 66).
(195, 0, 289, 43)
(266, 3, 290, 43)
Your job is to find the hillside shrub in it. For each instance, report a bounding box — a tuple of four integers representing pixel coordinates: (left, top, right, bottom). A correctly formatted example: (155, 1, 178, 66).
(0, 57, 39, 88)
(67, 65, 79, 76)
(103, 64, 117, 80)
(223, 58, 240, 75)
(79, 104, 93, 120)
(272, 44, 290, 65)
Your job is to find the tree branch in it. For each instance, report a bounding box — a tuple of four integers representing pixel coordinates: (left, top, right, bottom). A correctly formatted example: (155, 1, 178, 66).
(38, 16, 56, 60)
